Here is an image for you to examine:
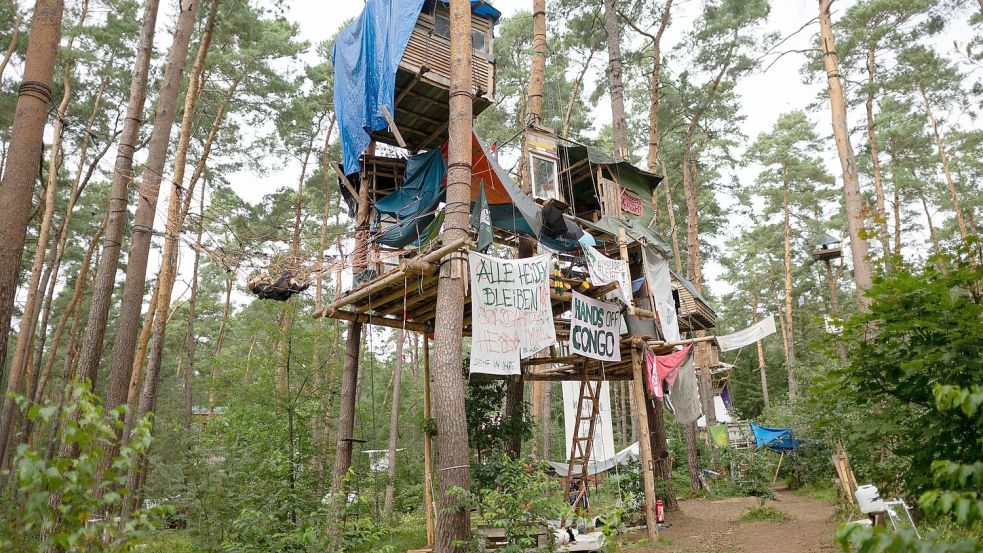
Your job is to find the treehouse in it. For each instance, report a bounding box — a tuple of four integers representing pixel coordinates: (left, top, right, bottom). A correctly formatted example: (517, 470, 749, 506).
(811, 232, 843, 262)
(375, 0, 499, 150)
(671, 270, 717, 331)
(333, 0, 499, 175)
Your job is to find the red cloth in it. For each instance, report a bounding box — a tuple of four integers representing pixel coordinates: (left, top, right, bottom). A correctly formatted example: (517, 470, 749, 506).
(645, 345, 693, 399)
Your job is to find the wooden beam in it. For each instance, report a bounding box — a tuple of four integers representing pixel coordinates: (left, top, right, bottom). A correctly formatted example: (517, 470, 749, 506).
(317, 309, 429, 333)
(319, 237, 470, 315)
(419, 121, 449, 148)
(395, 65, 430, 108)
(630, 347, 659, 541)
(335, 163, 359, 200)
(380, 104, 407, 149)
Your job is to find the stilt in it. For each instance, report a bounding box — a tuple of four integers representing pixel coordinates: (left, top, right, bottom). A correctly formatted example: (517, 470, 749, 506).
(423, 337, 435, 546)
(629, 347, 659, 541)
(772, 451, 785, 484)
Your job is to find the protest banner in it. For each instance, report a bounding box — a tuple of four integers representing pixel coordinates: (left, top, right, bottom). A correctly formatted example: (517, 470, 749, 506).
(715, 315, 777, 352)
(468, 251, 556, 375)
(584, 246, 632, 305)
(568, 291, 622, 362)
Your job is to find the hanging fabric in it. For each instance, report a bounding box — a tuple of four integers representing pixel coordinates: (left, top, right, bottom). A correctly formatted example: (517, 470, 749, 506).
(644, 345, 692, 399)
(470, 181, 493, 252)
(583, 246, 632, 305)
(666, 353, 702, 424)
(640, 244, 680, 343)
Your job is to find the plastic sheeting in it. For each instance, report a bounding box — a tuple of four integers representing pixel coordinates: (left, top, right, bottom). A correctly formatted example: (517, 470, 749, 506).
(750, 422, 800, 451)
(333, 0, 425, 174)
(375, 148, 446, 219)
(430, 0, 501, 22)
(549, 442, 639, 477)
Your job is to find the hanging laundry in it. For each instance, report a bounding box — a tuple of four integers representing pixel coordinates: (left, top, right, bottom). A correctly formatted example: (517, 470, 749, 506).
(644, 345, 692, 399)
(666, 353, 702, 425)
(716, 315, 777, 352)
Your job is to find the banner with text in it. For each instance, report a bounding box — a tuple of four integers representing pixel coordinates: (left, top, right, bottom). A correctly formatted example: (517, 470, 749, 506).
(469, 251, 557, 375)
(584, 246, 632, 306)
(568, 291, 622, 362)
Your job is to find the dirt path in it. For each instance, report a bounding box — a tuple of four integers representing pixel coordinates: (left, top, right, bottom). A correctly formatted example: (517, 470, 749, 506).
(629, 489, 838, 553)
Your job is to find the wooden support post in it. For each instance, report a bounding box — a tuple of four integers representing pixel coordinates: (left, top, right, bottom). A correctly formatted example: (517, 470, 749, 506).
(630, 346, 659, 541)
(617, 228, 635, 316)
(423, 337, 436, 546)
(380, 104, 407, 149)
(334, 162, 359, 200)
(773, 451, 784, 484)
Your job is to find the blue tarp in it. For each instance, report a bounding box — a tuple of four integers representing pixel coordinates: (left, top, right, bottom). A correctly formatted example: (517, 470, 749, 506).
(375, 149, 446, 219)
(430, 0, 501, 22)
(750, 422, 800, 451)
(333, 0, 425, 174)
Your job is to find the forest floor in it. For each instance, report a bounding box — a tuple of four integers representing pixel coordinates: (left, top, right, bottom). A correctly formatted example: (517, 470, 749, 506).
(621, 488, 839, 553)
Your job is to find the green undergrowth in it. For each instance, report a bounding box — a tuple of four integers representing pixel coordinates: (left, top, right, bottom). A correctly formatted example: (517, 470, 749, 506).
(793, 482, 837, 503)
(738, 505, 793, 523)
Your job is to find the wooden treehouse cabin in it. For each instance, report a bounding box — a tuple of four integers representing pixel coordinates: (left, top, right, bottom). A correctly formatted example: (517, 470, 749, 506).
(373, 0, 499, 150)
(324, 0, 725, 542)
(811, 232, 843, 262)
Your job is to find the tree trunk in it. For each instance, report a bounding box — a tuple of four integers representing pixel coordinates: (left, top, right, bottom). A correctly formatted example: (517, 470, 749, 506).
(383, 330, 405, 516)
(422, 337, 436, 545)
(74, 0, 161, 387)
(431, 3, 474, 551)
(822, 259, 848, 364)
(0, 0, 65, 461)
(644, 0, 673, 174)
(541, 381, 551, 459)
(684, 421, 700, 490)
(209, 276, 233, 409)
(0, 10, 21, 83)
(180, 181, 204, 471)
(782, 172, 797, 403)
(603, 0, 628, 159)
(5, 0, 90, 445)
(105, 0, 208, 433)
(864, 45, 892, 261)
(918, 84, 968, 240)
(33, 218, 106, 407)
(660, 160, 683, 274)
(0, 0, 64, 386)
(919, 190, 946, 273)
(519, 0, 547, 454)
(31, 79, 110, 392)
(647, 398, 678, 512)
(751, 290, 769, 409)
(819, 0, 873, 307)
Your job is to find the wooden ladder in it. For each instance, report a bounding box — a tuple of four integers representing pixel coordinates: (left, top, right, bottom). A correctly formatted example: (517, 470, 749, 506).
(562, 377, 603, 515)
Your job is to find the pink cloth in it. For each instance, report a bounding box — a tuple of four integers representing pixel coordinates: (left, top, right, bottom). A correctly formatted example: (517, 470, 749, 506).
(645, 345, 693, 399)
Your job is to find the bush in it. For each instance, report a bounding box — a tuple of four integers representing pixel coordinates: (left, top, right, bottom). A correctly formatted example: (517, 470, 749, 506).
(0, 382, 165, 551)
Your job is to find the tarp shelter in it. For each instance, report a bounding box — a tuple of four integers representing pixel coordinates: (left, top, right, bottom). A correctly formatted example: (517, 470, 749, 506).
(333, 0, 426, 174)
(750, 422, 800, 451)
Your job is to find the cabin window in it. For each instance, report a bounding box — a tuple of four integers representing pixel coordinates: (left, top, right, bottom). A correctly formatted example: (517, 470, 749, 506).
(432, 14, 489, 53)
(530, 154, 559, 201)
(471, 29, 486, 52)
(434, 14, 450, 39)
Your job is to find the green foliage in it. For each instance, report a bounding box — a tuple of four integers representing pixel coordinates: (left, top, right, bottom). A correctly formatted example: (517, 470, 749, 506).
(465, 376, 533, 491)
(473, 456, 566, 553)
(738, 505, 793, 523)
(823, 243, 982, 494)
(834, 244, 983, 553)
(0, 383, 164, 551)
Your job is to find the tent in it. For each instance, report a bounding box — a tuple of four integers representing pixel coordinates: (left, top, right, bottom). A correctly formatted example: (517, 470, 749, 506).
(749, 422, 800, 451)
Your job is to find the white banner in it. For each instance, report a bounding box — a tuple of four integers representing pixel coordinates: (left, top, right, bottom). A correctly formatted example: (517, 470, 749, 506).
(468, 251, 556, 375)
(584, 246, 632, 306)
(568, 291, 622, 362)
(562, 381, 616, 464)
(715, 315, 777, 352)
(641, 245, 681, 343)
